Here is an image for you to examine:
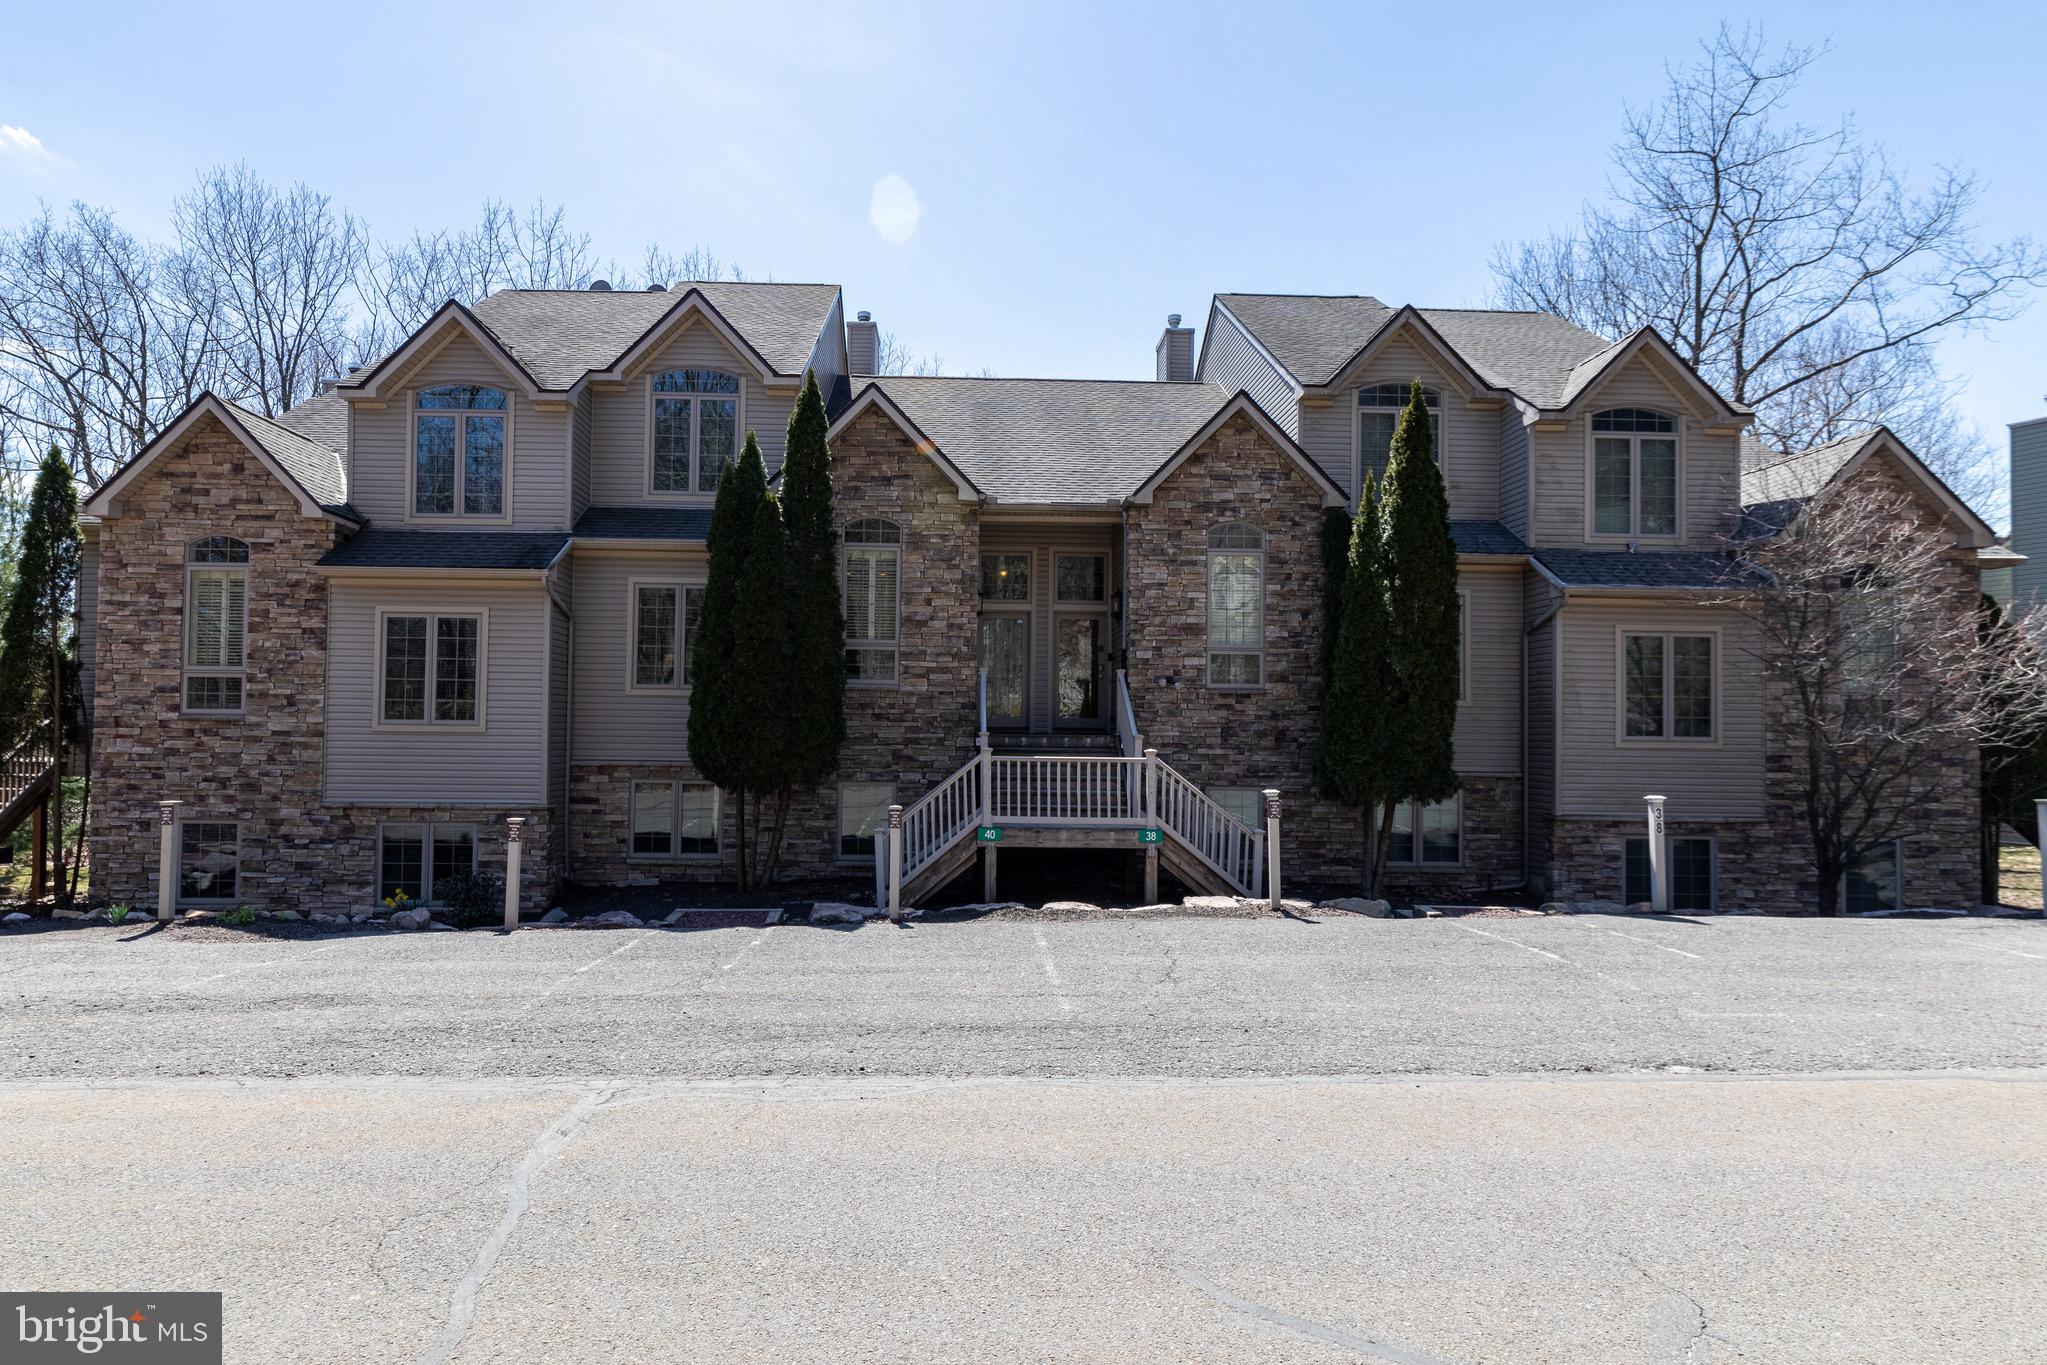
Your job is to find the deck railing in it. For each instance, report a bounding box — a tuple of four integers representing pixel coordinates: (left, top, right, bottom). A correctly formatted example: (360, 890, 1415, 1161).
(1153, 759, 1264, 895)
(0, 733, 54, 821)
(989, 754, 1142, 825)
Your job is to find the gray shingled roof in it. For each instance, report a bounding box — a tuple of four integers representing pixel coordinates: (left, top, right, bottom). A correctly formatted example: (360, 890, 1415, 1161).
(1450, 521, 1531, 557)
(226, 400, 351, 511)
(1534, 548, 1759, 591)
(854, 376, 1259, 504)
(318, 529, 568, 570)
(1734, 431, 1878, 538)
(573, 506, 714, 541)
(1215, 295, 1617, 406)
(468, 282, 839, 389)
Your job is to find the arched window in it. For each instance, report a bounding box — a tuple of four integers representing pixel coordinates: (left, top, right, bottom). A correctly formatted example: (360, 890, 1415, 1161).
(413, 385, 508, 518)
(1357, 383, 1441, 493)
(184, 537, 249, 713)
(1207, 523, 1264, 688)
(844, 519, 901, 684)
(1590, 408, 1678, 538)
(650, 369, 741, 495)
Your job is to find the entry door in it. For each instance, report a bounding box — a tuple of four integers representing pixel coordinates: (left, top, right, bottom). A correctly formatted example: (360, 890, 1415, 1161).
(980, 614, 1029, 728)
(1055, 613, 1106, 728)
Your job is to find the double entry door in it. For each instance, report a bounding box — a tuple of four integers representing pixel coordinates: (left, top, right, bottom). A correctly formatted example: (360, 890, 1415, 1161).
(977, 548, 1109, 732)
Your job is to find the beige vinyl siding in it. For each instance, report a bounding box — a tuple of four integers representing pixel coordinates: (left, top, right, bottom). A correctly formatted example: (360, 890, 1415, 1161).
(1498, 408, 1532, 543)
(807, 294, 848, 399)
(1528, 353, 1739, 549)
(2010, 417, 2047, 612)
(1199, 308, 1299, 437)
(78, 537, 99, 720)
(1297, 333, 1496, 519)
(570, 547, 703, 763)
(1455, 566, 1520, 775)
(1524, 575, 1558, 824)
(548, 597, 571, 868)
(587, 322, 795, 505)
(347, 332, 568, 529)
(977, 523, 1118, 735)
(570, 390, 593, 523)
(323, 580, 550, 805)
(546, 551, 573, 616)
(1552, 599, 1764, 820)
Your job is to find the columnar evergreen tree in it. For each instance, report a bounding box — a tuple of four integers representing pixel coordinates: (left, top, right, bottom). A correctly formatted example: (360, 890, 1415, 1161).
(1377, 379, 1462, 878)
(1312, 505, 1355, 801)
(0, 445, 80, 903)
(729, 490, 793, 886)
(1317, 475, 1403, 894)
(778, 370, 846, 790)
(688, 434, 768, 882)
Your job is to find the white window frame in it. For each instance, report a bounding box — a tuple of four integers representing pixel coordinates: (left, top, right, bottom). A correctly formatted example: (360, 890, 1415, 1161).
(1585, 408, 1682, 542)
(1353, 382, 1444, 502)
(844, 519, 902, 688)
(182, 537, 249, 716)
(1624, 834, 1718, 911)
(837, 783, 894, 863)
(644, 368, 745, 499)
(375, 820, 480, 904)
(374, 607, 490, 731)
(1203, 786, 1264, 830)
(408, 385, 513, 523)
(625, 578, 703, 693)
(175, 818, 242, 905)
(1616, 627, 1720, 745)
(628, 780, 721, 862)
(1386, 793, 1464, 868)
(1206, 523, 1265, 691)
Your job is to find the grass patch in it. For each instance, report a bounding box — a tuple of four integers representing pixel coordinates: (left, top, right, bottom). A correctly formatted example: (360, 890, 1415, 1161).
(2000, 843, 2041, 910)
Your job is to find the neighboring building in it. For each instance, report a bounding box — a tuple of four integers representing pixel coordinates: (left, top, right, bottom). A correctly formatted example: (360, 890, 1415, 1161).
(2007, 415, 2047, 611)
(77, 283, 2009, 916)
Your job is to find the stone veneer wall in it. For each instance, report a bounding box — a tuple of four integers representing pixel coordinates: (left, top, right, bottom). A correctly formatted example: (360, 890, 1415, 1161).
(91, 414, 561, 917)
(1375, 774, 1525, 903)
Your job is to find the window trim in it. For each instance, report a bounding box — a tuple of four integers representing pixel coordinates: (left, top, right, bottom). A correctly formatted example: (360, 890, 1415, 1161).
(1206, 523, 1266, 691)
(375, 819, 480, 905)
(642, 368, 745, 500)
(1386, 792, 1465, 869)
(836, 782, 895, 864)
(181, 538, 250, 717)
(373, 606, 490, 731)
(625, 577, 703, 693)
(1624, 834, 1718, 911)
(1203, 786, 1264, 831)
(627, 779, 721, 863)
(1353, 382, 1445, 502)
(1584, 407, 1682, 543)
(407, 385, 514, 524)
(174, 817, 242, 905)
(844, 519, 903, 689)
(1615, 626, 1720, 746)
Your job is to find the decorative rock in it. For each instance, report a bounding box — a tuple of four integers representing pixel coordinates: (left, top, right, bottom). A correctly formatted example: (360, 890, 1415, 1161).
(539, 908, 569, 924)
(765, 908, 784, 926)
(2, 911, 30, 924)
(270, 909, 302, 922)
(808, 902, 867, 926)
(1392, 905, 1420, 918)
(587, 910, 643, 928)
(1320, 897, 1391, 917)
(427, 920, 456, 931)
(661, 909, 689, 926)
(351, 913, 372, 924)
(1181, 896, 1241, 912)
(388, 908, 430, 930)
(53, 908, 88, 921)
(1039, 900, 1098, 914)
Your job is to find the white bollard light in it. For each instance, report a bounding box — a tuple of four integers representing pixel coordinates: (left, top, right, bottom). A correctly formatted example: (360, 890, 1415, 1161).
(504, 817, 525, 929)
(887, 805, 905, 922)
(1644, 795, 1668, 914)
(1264, 789, 1283, 911)
(156, 800, 180, 921)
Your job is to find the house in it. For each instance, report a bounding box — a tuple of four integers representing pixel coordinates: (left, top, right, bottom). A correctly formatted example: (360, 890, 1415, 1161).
(76, 281, 2007, 916)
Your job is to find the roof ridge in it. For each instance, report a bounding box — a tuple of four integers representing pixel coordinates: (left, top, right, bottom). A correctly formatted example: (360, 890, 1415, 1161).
(1217, 291, 1386, 301)
(868, 375, 1225, 387)
(492, 281, 839, 294)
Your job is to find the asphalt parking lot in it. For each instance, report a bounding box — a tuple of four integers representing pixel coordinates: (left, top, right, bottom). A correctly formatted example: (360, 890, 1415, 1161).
(3, 911, 2044, 1363)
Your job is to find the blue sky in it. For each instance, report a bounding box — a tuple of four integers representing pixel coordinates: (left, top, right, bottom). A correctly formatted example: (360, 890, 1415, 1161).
(3, 0, 2041, 503)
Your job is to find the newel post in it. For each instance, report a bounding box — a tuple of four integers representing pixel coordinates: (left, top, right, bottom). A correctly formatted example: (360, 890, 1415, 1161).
(1264, 789, 1282, 911)
(1142, 748, 1161, 904)
(503, 817, 525, 929)
(156, 800, 180, 921)
(887, 804, 904, 922)
(1644, 795, 1668, 914)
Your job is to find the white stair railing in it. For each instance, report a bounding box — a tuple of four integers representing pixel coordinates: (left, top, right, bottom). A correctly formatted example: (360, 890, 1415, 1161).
(989, 754, 1142, 824)
(896, 758, 984, 888)
(1151, 757, 1264, 896)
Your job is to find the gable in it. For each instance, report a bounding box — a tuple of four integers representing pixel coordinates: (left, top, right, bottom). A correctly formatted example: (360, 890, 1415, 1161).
(83, 396, 353, 524)
(340, 302, 545, 404)
(1323, 313, 1491, 399)
(1559, 332, 1745, 428)
(1140, 407, 1337, 508)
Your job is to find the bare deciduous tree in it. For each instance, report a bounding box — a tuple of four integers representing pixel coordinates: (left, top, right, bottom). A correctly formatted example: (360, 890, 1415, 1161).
(1492, 26, 2046, 509)
(1723, 484, 2047, 914)
(876, 329, 993, 378)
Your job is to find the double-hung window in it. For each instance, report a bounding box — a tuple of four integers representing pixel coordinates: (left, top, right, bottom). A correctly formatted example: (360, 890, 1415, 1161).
(184, 536, 248, 713)
(177, 820, 240, 902)
(1356, 383, 1441, 492)
(650, 369, 740, 494)
(838, 783, 894, 860)
(844, 519, 901, 684)
(379, 610, 484, 726)
(1623, 631, 1714, 740)
(1840, 586, 1897, 701)
(414, 385, 508, 517)
(1590, 409, 1678, 538)
(1207, 523, 1264, 688)
(377, 821, 478, 903)
(630, 582, 704, 689)
(1204, 787, 1264, 830)
(1388, 794, 1462, 866)
(630, 781, 719, 859)
(1845, 843, 1903, 913)
(1624, 836, 1716, 910)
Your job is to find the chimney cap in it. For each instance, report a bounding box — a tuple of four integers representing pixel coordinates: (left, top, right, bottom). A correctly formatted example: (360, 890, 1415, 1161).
(589, 279, 612, 292)
(1167, 313, 1182, 328)
(856, 310, 872, 323)
(645, 283, 664, 291)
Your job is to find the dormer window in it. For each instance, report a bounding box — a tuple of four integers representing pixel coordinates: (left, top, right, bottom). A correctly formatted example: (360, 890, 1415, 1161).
(414, 385, 508, 517)
(1356, 384, 1441, 492)
(650, 369, 741, 495)
(1591, 408, 1678, 538)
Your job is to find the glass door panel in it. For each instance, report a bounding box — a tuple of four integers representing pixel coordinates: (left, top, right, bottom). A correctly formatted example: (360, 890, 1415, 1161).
(980, 615, 1029, 727)
(1056, 615, 1104, 725)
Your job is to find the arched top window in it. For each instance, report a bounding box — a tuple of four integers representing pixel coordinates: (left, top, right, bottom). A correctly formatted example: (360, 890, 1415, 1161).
(650, 369, 741, 496)
(187, 536, 249, 564)
(1357, 383, 1442, 493)
(844, 518, 902, 544)
(1207, 524, 1265, 688)
(1590, 408, 1679, 537)
(1208, 522, 1263, 550)
(1357, 383, 1440, 409)
(413, 386, 508, 518)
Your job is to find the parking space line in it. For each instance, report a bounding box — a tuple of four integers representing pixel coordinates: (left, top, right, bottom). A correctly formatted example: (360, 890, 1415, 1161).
(171, 941, 346, 991)
(1951, 937, 2047, 961)
(522, 932, 653, 1012)
(1455, 921, 1643, 993)
(1602, 928, 1704, 960)
(1032, 925, 1074, 1013)
(718, 926, 775, 972)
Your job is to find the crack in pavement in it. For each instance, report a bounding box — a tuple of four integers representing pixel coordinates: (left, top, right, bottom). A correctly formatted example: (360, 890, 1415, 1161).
(415, 1081, 621, 1365)
(1619, 1252, 1713, 1365)
(1171, 1262, 1465, 1365)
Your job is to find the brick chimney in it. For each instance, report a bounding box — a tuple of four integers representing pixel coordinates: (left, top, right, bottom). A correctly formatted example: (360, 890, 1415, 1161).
(1155, 313, 1195, 382)
(847, 309, 879, 377)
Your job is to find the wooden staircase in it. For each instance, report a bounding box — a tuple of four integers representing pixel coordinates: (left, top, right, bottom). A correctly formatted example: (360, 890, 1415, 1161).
(0, 734, 58, 895)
